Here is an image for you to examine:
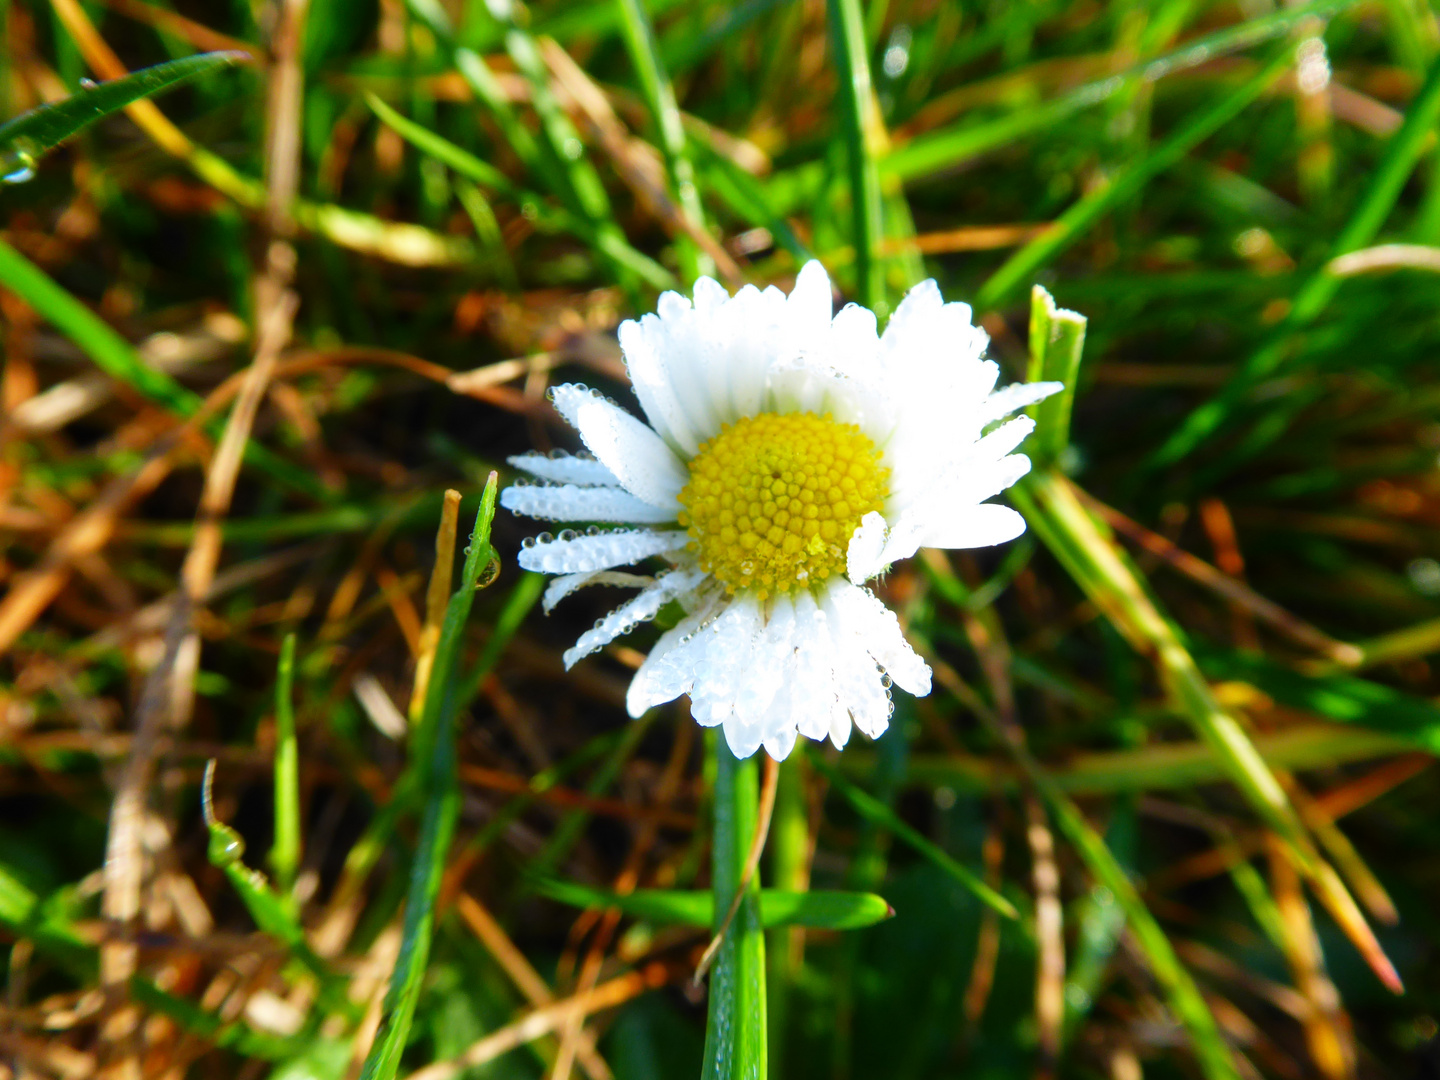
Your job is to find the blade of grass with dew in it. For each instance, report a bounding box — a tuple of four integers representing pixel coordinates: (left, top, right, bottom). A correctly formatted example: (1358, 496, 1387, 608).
(357, 474, 499, 1080)
(809, 755, 1018, 919)
(617, 0, 712, 281)
(829, 0, 886, 313)
(536, 879, 894, 930)
(202, 764, 354, 1018)
(703, 736, 766, 1080)
(0, 50, 247, 179)
(974, 41, 1295, 310)
(1153, 46, 1440, 469)
(270, 634, 300, 905)
(0, 238, 326, 500)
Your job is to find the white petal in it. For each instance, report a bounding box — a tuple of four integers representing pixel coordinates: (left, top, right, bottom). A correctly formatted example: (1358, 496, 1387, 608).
(508, 452, 619, 487)
(501, 483, 678, 524)
(981, 381, 1064, 424)
(821, 583, 894, 740)
(974, 415, 1037, 462)
(542, 570, 654, 614)
(920, 503, 1028, 550)
(562, 569, 706, 668)
(789, 591, 839, 744)
(549, 384, 688, 508)
(517, 529, 689, 574)
(723, 714, 766, 760)
(762, 724, 798, 762)
(626, 599, 723, 717)
(786, 260, 835, 335)
(619, 317, 701, 454)
(826, 580, 931, 696)
(693, 275, 729, 312)
(847, 511, 890, 584)
(735, 596, 795, 723)
(689, 595, 763, 733)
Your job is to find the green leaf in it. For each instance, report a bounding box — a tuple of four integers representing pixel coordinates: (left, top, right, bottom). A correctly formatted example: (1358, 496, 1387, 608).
(534, 878, 895, 930)
(0, 52, 247, 181)
(358, 475, 500, 1080)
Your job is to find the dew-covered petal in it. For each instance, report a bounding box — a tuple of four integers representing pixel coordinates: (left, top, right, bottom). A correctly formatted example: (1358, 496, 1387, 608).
(618, 316, 702, 455)
(762, 723, 798, 762)
(626, 599, 723, 717)
(822, 587, 894, 740)
(500, 483, 679, 524)
(689, 595, 763, 730)
(789, 590, 839, 744)
(786, 259, 835, 336)
(542, 570, 654, 614)
(508, 452, 620, 487)
(517, 528, 689, 574)
(562, 568, 706, 668)
(826, 580, 931, 696)
(549, 384, 688, 508)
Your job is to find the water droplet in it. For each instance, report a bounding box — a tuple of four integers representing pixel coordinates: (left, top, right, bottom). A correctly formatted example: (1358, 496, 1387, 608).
(476, 552, 502, 589)
(548, 448, 570, 459)
(545, 387, 557, 402)
(79, 77, 99, 90)
(536, 532, 553, 544)
(1, 144, 38, 184)
(521, 537, 536, 549)
(589, 387, 603, 398)
(586, 526, 601, 536)
(558, 529, 577, 542)
(880, 673, 893, 689)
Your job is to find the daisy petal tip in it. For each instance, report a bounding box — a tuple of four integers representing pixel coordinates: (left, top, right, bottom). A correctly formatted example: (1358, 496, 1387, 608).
(847, 511, 890, 584)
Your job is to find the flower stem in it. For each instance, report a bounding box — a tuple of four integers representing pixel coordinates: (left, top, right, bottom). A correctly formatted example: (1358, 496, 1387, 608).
(702, 736, 767, 1080)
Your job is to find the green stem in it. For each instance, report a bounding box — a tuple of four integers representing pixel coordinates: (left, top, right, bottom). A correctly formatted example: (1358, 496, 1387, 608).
(703, 737, 767, 1080)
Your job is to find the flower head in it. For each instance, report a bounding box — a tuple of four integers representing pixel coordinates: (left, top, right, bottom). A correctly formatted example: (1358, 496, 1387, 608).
(502, 262, 1060, 760)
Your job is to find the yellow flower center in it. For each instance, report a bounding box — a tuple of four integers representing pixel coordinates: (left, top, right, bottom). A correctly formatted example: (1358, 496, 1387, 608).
(677, 411, 889, 599)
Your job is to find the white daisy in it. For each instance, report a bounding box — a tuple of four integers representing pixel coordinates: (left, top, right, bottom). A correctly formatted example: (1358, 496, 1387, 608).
(502, 261, 1060, 761)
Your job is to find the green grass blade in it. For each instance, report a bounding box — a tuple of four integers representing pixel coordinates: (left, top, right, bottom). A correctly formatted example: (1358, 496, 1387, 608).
(703, 737, 766, 1080)
(809, 755, 1018, 919)
(536, 879, 894, 930)
(358, 475, 500, 1080)
(617, 0, 712, 281)
(0, 51, 246, 178)
(270, 634, 300, 902)
(1016, 750, 1242, 1080)
(1154, 47, 1440, 467)
(828, 0, 885, 313)
(975, 42, 1295, 310)
(883, 0, 1352, 185)
(1026, 285, 1088, 467)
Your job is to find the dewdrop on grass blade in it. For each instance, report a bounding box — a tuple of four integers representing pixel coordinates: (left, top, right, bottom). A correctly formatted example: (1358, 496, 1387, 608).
(501, 261, 1061, 760)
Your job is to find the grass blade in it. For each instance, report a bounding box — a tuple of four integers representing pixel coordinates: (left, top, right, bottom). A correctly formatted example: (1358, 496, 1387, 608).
(358, 476, 500, 1080)
(1025, 285, 1088, 467)
(809, 755, 1018, 919)
(975, 42, 1296, 310)
(536, 879, 894, 930)
(616, 0, 713, 281)
(1154, 48, 1440, 467)
(828, 0, 886, 313)
(0, 50, 246, 179)
(703, 737, 766, 1080)
(270, 634, 300, 902)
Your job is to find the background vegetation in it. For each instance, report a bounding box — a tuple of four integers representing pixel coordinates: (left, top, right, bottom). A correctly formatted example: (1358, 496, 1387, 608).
(3, 0, 1440, 1077)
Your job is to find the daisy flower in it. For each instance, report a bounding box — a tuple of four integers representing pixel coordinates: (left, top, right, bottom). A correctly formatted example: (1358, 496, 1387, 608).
(501, 261, 1060, 761)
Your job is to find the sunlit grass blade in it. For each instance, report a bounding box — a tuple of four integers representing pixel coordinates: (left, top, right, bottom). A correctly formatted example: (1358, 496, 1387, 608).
(884, 0, 1353, 185)
(975, 42, 1295, 310)
(1153, 48, 1440, 468)
(809, 755, 1018, 919)
(1026, 285, 1088, 467)
(829, 0, 886, 313)
(703, 737, 766, 1080)
(535, 879, 894, 930)
(617, 0, 713, 281)
(358, 475, 499, 1080)
(0, 50, 247, 179)
(365, 92, 673, 290)
(270, 633, 300, 903)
